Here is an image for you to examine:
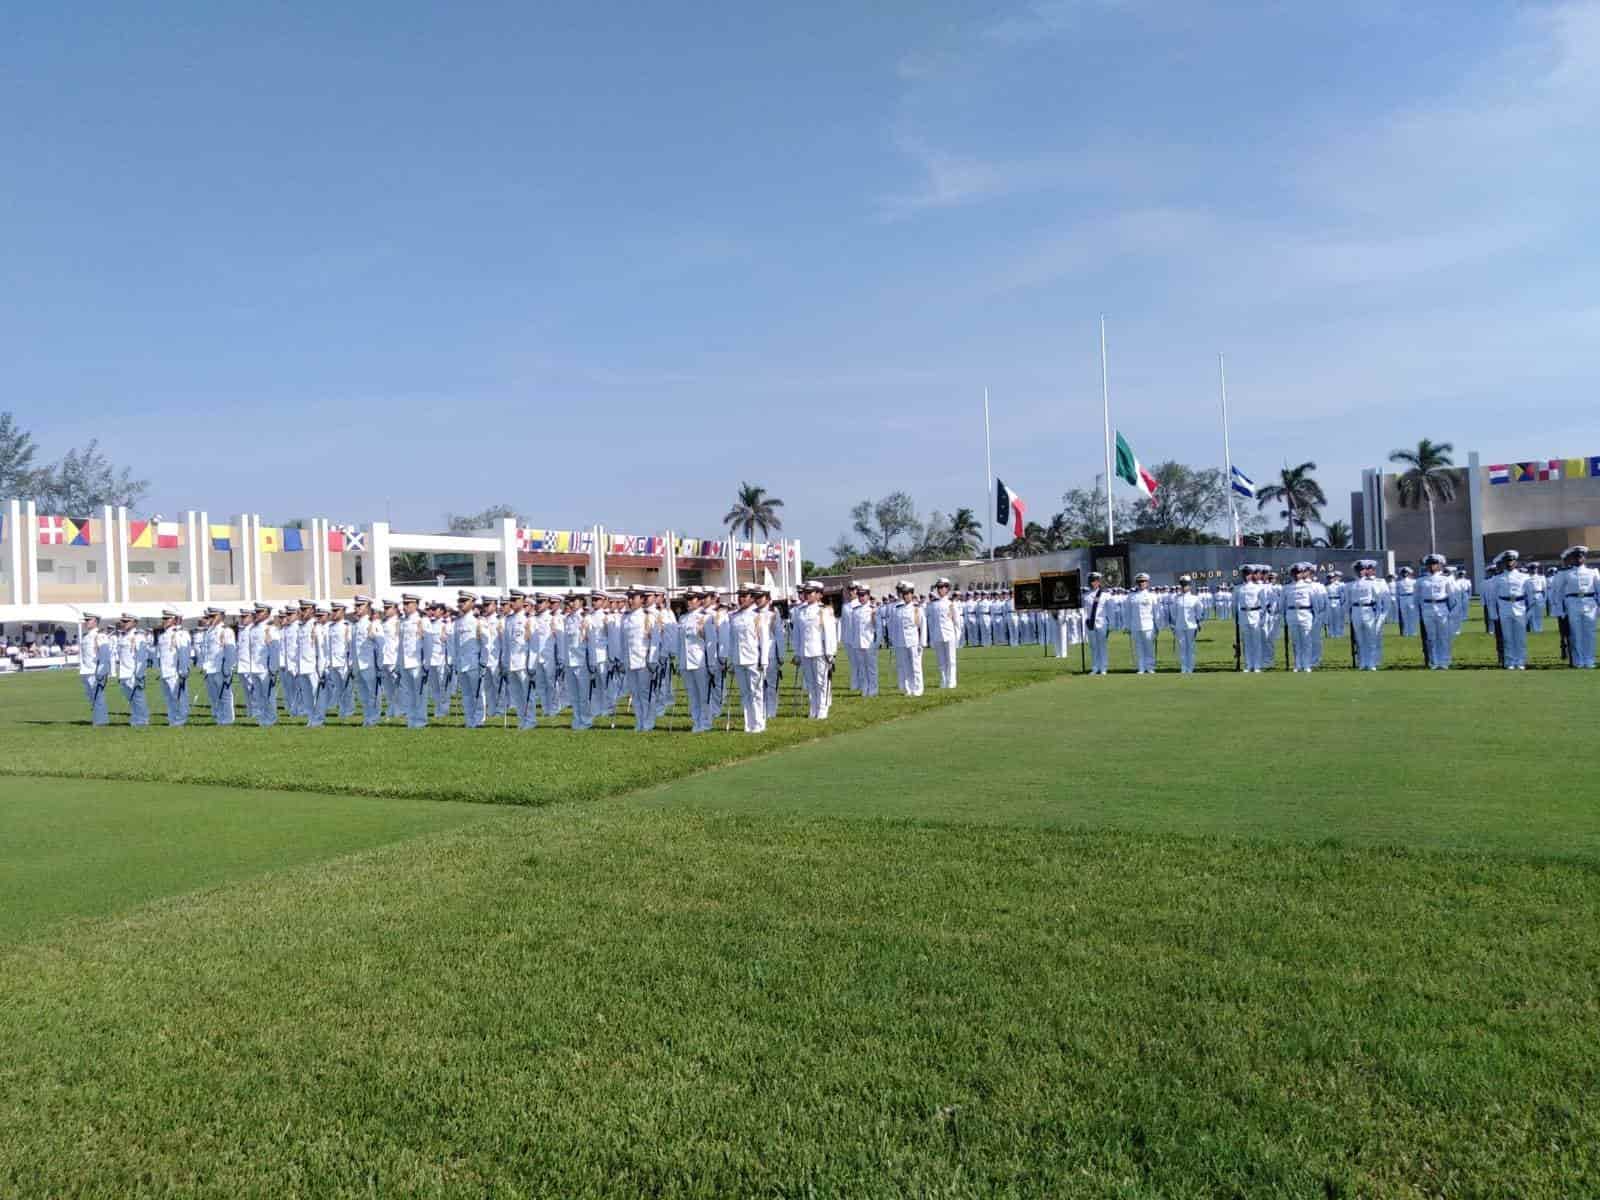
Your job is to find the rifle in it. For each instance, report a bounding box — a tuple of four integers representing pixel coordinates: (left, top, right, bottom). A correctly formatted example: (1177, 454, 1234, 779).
(1348, 611, 1357, 669)
(1418, 613, 1432, 668)
(1559, 616, 1572, 665)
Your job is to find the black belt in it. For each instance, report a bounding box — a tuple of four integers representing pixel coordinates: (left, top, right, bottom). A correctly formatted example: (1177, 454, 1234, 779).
(1424, 599, 1451, 605)
(1239, 605, 1260, 611)
(1575, 593, 1596, 599)
(1351, 601, 1376, 607)
(1293, 604, 1312, 610)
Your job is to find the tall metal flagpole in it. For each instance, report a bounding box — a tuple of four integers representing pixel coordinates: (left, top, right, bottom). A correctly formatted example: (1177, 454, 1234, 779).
(984, 387, 995, 562)
(1220, 353, 1239, 547)
(1100, 315, 1115, 545)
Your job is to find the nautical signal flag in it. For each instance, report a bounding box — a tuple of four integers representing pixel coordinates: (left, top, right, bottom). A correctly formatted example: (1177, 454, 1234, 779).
(258, 526, 282, 554)
(281, 527, 305, 552)
(1230, 465, 1257, 499)
(1489, 464, 1510, 484)
(210, 524, 233, 551)
(1115, 431, 1159, 499)
(69, 518, 93, 546)
(326, 527, 346, 552)
(155, 520, 179, 549)
(995, 478, 1026, 537)
(37, 515, 71, 545)
(128, 519, 154, 548)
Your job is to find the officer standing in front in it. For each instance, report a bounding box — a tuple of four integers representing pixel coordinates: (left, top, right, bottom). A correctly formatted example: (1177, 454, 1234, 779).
(926, 577, 961, 689)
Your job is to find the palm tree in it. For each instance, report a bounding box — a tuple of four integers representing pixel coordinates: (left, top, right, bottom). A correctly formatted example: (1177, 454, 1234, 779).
(1315, 519, 1352, 549)
(723, 481, 784, 584)
(948, 507, 981, 556)
(1043, 511, 1071, 551)
(391, 551, 432, 582)
(1256, 462, 1326, 547)
(1389, 439, 1456, 555)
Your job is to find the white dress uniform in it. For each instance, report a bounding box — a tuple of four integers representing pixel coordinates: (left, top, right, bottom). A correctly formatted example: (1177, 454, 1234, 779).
(727, 602, 771, 733)
(254, 616, 279, 725)
(1324, 578, 1347, 638)
(558, 607, 591, 730)
(79, 622, 112, 725)
(849, 596, 879, 696)
(503, 603, 530, 719)
(1282, 575, 1326, 671)
(1415, 565, 1462, 669)
(280, 618, 303, 716)
(351, 611, 381, 726)
(926, 591, 961, 689)
(1345, 569, 1390, 670)
(1125, 585, 1161, 674)
(325, 613, 354, 718)
(1168, 589, 1205, 674)
(453, 606, 485, 728)
(1394, 571, 1419, 637)
(528, 606, 557, 721)
(1083, 584, 1113, 675)
(890, 593, 926, 696)
(677, 604, 713, 732)
(199, 618, 237, 725)
(113, 622, 151, 726)
(299, 619, 326, 726)
(156, 622, 192, 726)
(841, 598, 861, 693)
(478, 611, 503, 718)
(1490, 561, 1531, 669)
(377, 611, 401, 714)
(1525, 570, 1546, 633)
(1552, 553, 1599, 667)
(791, 594, 840, 718)
(620, 605, 655, 732)
(761, 604, 786, 719)
(397, 607, 425, 727)
(423, 613, 453, 720)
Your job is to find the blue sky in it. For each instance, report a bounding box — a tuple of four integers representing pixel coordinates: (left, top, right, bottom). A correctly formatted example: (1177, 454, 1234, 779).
(5, 1, 1598, 556)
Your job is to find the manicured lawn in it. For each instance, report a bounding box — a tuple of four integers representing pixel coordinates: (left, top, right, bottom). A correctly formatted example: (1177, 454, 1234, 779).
(3, 621, 1597, 1196)
(0, 777, 488, 942)
(2, 804, 1598, 1197)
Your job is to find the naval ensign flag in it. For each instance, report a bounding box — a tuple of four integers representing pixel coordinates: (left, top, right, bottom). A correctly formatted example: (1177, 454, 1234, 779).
(995, 478, 1026, 537)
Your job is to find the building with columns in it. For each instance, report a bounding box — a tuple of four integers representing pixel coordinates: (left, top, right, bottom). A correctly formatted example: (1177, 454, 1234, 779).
(0, 501, 801, 629)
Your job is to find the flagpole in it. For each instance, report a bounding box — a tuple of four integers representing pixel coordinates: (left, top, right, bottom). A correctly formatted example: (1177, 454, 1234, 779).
(983, 386, 995, 562)
(1220, 353, 1238, 547)
(1100, 315, 1115, 545)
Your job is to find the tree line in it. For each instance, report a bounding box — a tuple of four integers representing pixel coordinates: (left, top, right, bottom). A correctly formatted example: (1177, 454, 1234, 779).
(0, 411, 149, 513)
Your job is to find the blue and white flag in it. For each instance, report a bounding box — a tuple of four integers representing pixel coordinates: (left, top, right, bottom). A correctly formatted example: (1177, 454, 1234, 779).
(1230, 465, 1256, 499)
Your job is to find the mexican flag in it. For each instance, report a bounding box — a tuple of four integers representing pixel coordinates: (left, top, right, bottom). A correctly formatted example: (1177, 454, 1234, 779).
(1115, 431, 1158, 499)
(995, 478, 1026, 537)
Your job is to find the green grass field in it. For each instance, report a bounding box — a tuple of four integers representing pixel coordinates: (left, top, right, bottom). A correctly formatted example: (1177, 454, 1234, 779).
(3, 618, 1597, 1197)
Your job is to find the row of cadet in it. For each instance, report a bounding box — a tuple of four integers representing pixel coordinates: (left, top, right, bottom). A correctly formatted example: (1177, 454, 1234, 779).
(1078, 547, 1599, 673)
(67, 579, 1020, 731)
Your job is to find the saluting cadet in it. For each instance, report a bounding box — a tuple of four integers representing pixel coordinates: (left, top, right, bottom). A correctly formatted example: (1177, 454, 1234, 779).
(197, 608, 236, 724)
(675, 589, 713, 732)
(791, 581, 839, 719)
(1282, 563, 1326, 672)
(1083, 572, 1112, 675)
(235, 609, 257, 718)
(1394, 566, 1419, 637)
(556, 593, 590, 730)
(890, 581, 926, 696)
(1169, 575, 1205, 674)
(349, 597, 380, 725)
(727, 585, 771, 733)
(1551, 546, 1598, 667)
(1489, 550, 1531, 669)
(395, 593, 425, 728)
(1346, 559, 1390, 670)
(927, 577, 961, 689)
(251, 604, 278, 724)
(1416, 554, 1462, 669)
(112, 614, 151, 726)
(286, 601, 318, 725)
(472, 596, 500, 718)
(324, 600, 354, 718)
(376, 599, 400, 716)
(841, 585, 861, 692)
(279, 605, 302, 716)
(847, 584, 879, 696)
(451, 592, 484, 728)
(578, 591, 606, 719)
(155, 610, 191, 725)
(78, 613, 112, 726)
(528, 594, 558, 720)
(423, 600, 453, 720)
(1125, 574, 1161, 674)
(618, 588, 655, 732)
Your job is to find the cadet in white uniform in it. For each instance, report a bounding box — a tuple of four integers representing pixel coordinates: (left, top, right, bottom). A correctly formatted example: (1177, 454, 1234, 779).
(757, 588, 785, 719)
(79, 614, 112, 725)
(1168, 575, 1205, 674)
(1489, 550, 1531, 670)
(1122, 574, 1159, 673)
(323, 600, 353, 719)
(1346, 560, 1390, 670)
(154, 610, 191, 726)
(619, 588, 655, 732)
(791, 581, 839, 719)
(1416, 554, 1462, 669)
(727, 585, 771, 733)
(452, 592, 485, 728)
(348, 597, 380, 725)
(1083, 573, 1112, 675)
(1394, 566, 1419, 638)
(889, 581, 926, 696)
(112, 613, 151, 726)
(1324, 571, 1347, 639)
(1282, 563, 1327, 672)
(1552, 546, 1598, 668)
(846, 584, 878, 696)
(926, 577, 961, 689)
